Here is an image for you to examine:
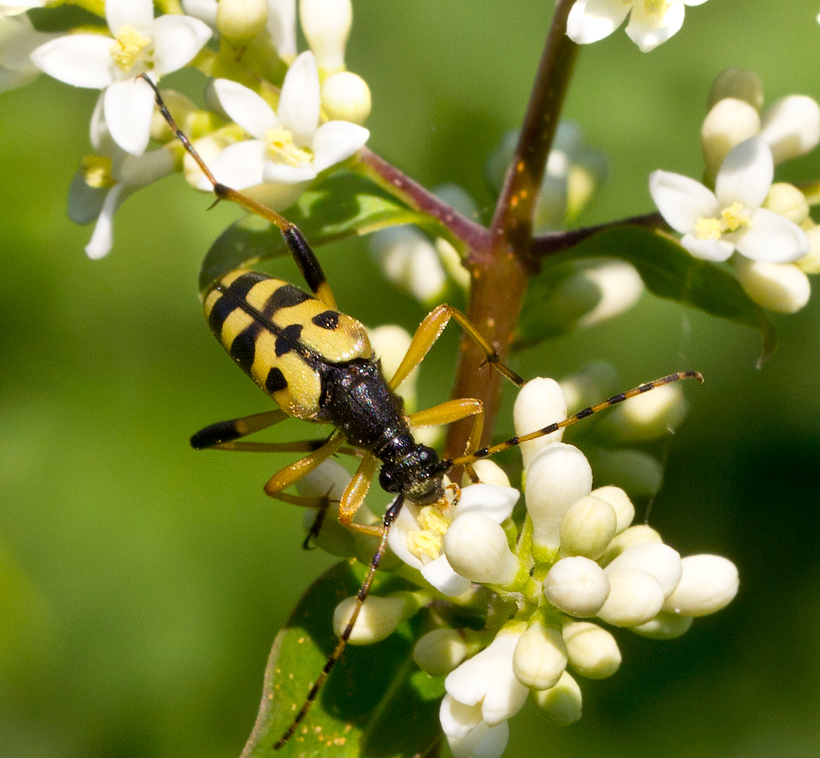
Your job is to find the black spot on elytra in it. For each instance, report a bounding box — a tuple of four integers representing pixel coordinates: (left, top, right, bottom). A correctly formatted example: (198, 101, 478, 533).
(265, 284, 311, 314)
(312, 310, 340, 330)
(230, 329, 256, 371)
(265, 367, 288, 394)
(275, 323, 304, 356)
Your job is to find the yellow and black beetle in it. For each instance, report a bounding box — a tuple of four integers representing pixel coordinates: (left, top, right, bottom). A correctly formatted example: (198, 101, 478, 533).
(143, 75, 701, 749)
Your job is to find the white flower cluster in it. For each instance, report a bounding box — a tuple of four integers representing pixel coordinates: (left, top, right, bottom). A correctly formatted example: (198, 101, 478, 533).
(650, 69, 820, 313)
(18, 0, 370, 258)
(300, 374, 738, 758)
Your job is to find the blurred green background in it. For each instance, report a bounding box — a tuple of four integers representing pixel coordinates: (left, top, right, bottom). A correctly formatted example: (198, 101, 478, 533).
(2, 2, 820, 756)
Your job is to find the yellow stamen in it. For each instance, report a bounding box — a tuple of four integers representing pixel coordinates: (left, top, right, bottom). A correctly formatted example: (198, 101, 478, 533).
(406, 505, 450, 561)
(81, 155, 115, 189)
(643, 0, 671, 15)
(694, 216, 722, 240)
(110, 25, 152, 73)
(264, 127, 313, 167)
(720, 201, 750, 232)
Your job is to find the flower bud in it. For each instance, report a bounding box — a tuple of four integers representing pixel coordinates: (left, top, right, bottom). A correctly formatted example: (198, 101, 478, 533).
(701, 98, 760, 185)
(587, 449, 663, 497)
(734, 256, 811, 314)
(632, 610, 693, 639)
(763, 183, 809, 224)
(562, 620, 621, 679)
(321, 70, 371, 124)
(463, 459, 511, 489)
(589, 485, 634, 534)
(266, 0, 297, 62)
(707, 68, 764, 111)
(525, 443, 592, 553)
(443, 512, 519, 586)
(512, 623, 568, 690)
(217, 0, 269, 45)
(149, 90, 197, 143)
(414, 628, 469, 677)
(760, 95, 820, 165)
(559, 496, 617, 559)
(332, 595, 404, 644)
(796, 224, 820, 274)
(300, 0, 352, 75)
(575, 262, 644, 328)
(600, 524, 662, 565)
(368, 324, 416, 410)
(531, 670, 583, 725)
(514, 378, 567, 469)
(545, 556, 610, 617)
(599, 383, 688, 444)
(662, 554, 739, 617)
(370, 226, 447, 306)
(605, 542, 682, 599)
(596, 569, 664, 627)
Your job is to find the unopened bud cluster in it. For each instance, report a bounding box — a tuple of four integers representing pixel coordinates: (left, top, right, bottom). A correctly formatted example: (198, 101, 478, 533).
(299, 374, 738, 758)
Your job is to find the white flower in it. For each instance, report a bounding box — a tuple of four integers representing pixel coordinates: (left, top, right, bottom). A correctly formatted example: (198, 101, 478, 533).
(267, 0, 297, 62)
(567, 0, 710, 53)
(300, 0, 352, 75)
(440, 696, 510, 758)
(0, 12, 53, 92)
(650, 137, 809, 263)
(387, 483, 518, 596)
(445, 632, 529, 726)
(662, 554, 739, 616)
(204, 51, 369, 193)
(544, 556, 610, 617)
(68, 98, 174, 259)
(30, 0, 211, 155)
(443, 512, 520, 586)
(332, 595, 405, 644)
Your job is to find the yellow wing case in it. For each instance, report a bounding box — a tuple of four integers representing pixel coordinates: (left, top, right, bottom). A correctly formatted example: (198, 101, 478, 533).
(203, 271, 372, 419)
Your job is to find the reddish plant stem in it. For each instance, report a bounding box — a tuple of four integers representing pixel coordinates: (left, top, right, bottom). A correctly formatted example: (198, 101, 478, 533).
(446, 0, 578, 459)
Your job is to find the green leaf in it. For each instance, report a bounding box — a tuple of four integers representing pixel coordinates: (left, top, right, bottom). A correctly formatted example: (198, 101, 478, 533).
(241, 561, 444, 758)
(199, 173, 426, 291)
(519, 226, 776, 362)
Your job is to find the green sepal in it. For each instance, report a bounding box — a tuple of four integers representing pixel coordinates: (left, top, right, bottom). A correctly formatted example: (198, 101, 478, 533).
(198, 173, 426, 291)
(518, 226, 776, 363)
(241, 560, 444, 758)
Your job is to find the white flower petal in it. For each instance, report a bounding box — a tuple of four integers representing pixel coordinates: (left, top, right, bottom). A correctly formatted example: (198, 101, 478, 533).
(455, 484, 519, 523)
(85, 184, 127, 259)
(103, 77, 155, 155)
(649, 170, 719, 234)
(566, 0, 631, 45)
(446, 717, 509, 758)
(205, 139, 267, 189)
(262, 160, 318, 184)
(715, 137, 773, 210)
(30, 34, 114, 89)
(277, 51, 320, 145)
(267, 0, 297, 61)
(213, 79, 277, 138)
(312, 120, 370, 172)
(106, 0, 154, 35)
(440, 695, 482, 740)
(181, 0, 218, 29)
(760, 95, 820, 165)
(680, 234, 735, 261)
(736, 208, 809, 263)
(151, 15, 212, 75)
(420, 554, 471, 597)
(626, 1, 684, 52)
(386, 503, 424, 570)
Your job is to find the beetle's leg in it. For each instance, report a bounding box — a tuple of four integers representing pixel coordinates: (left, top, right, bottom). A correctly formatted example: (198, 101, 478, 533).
(141, 75, 337, 309)
(263, 433, 346, 496)
(446, 371, 705, 468)
(388, 304, 524, 391)
(190, 409, 290, 449)
(274, 495, 404, 750)
(337, 454, 382, 536)
(409, 397, 485, 483)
